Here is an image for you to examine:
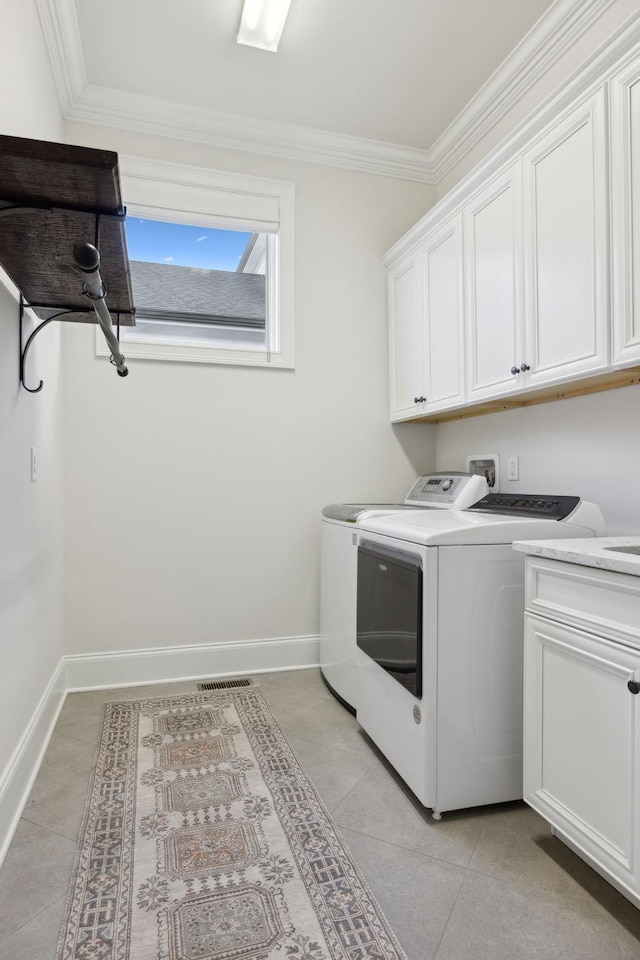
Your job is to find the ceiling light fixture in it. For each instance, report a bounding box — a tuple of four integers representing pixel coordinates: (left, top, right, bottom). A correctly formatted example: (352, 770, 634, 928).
(237, 0, 292, 53)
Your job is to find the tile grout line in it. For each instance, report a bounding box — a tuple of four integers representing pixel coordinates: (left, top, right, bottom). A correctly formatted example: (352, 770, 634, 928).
(461, 858, 615, 912)
(285, 730, 378, 762)
(0, 888, 68, 950)
(332, 820, 478, 875)
(427, 810, 491, 959)
(18, 812, 83, 847)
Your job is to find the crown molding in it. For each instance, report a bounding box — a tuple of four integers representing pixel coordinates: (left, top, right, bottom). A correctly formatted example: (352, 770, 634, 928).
(66, 84, 437, 183)
(383, 9, 640, 265)
(34, 0, 86, 114)
(36, 0, 620, 183)
(428, 0, 617, 181)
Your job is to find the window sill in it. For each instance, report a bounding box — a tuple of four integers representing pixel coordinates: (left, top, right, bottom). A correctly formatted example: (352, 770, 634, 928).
(95, 328, 295, 369)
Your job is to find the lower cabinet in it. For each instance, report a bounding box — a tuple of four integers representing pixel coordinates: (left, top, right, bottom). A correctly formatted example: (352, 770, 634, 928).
(524, 584, 640, 907)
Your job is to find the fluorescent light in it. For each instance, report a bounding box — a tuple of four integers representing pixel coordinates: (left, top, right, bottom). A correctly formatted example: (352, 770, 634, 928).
(237, 0, 292, 52)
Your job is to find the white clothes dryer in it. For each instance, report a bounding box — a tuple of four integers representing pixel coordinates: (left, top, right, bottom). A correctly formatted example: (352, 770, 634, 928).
(355, 493, 605, 818)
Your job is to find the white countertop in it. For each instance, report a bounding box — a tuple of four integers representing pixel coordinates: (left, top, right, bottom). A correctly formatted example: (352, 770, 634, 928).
(513, 537, 640, 576)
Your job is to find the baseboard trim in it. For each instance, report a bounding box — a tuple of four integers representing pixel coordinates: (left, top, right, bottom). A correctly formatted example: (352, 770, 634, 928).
(65, 634, 320, 691)
(0, 658, 67, 868)
(0, 636, 319, 867)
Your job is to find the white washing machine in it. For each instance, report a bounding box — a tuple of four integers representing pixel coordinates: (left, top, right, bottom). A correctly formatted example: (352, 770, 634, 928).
(355, 493, 605, 818)
(320, 473, 488, 713)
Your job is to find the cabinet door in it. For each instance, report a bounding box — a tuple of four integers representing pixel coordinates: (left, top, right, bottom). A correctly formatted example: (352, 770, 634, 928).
(611, 52, 640, 367)
(388, 250, 425, 421)
(522, 90, 608, 387)
(464, 165, 524, 401)
(524, 614, 640, 903)
(420, 214, 465, 413)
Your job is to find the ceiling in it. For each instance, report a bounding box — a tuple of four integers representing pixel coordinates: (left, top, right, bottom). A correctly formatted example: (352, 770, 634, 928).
(38, 0, 610, 181)
(72, 0, 554, 152)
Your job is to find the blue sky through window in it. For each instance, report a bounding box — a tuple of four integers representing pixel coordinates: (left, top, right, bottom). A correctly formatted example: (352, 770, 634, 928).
(125, 217, 252, 272)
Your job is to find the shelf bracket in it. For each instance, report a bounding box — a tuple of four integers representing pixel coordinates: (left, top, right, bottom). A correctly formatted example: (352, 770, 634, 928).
(17, 209, 129, 392)
(19, 296, 75, 393)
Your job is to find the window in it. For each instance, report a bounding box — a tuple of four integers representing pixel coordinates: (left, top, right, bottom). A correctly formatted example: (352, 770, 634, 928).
(96, 156, 295, 368)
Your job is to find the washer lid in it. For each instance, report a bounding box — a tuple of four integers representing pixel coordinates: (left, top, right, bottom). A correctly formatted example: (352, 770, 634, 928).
(358, 496, 604, 545)
(321, 503, 410, 523)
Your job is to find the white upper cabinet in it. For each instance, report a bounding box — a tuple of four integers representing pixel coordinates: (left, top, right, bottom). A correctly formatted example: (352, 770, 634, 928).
(388, 250, 425, 420)
(386, 26, 640, 422)
(420, 214, 465, 414)
(611, 51, 640, 367)
(522, 90, 608, 386)
(464, 165, 524, 402)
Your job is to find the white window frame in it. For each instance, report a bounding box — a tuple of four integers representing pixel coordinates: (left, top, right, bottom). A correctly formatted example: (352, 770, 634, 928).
(96, 155, 295, 368)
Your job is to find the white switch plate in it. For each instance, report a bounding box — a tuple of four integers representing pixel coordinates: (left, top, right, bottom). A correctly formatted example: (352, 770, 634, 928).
(31, 446, 37, 482)
(507, 455, 519, 481)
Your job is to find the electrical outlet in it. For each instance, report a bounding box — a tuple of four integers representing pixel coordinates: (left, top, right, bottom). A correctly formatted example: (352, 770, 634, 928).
(507, 456, 519, 481)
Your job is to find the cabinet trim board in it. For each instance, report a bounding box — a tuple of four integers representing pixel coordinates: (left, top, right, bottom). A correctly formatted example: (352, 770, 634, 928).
(395, 366, 640, 422)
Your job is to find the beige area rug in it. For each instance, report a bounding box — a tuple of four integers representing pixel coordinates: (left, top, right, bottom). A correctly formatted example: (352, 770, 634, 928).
(56, 687, 407, 960)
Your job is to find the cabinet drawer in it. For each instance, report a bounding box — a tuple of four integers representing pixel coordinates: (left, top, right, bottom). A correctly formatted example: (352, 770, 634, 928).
(525, 557, 640, 649)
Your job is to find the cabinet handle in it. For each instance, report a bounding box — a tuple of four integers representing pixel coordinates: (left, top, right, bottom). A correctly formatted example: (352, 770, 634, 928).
(510, 366, 519, 376)
(520, 363, 531, 372)
(414, 396, 426, 404)
(628, 680, 640, 695)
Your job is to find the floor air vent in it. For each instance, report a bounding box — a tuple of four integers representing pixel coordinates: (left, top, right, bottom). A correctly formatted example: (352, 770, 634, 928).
(197, 678, 253, 691)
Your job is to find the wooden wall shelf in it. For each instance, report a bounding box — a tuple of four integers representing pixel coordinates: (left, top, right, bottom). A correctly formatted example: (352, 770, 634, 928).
(0, 135, 135, 390)
(0, 135, 135, 325)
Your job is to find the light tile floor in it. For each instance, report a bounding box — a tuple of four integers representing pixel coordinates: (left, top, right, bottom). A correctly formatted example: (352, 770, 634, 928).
(1, 668, 639, 960)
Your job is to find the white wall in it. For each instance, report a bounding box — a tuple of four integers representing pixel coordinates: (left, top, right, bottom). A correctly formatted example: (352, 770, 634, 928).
(61, 123, 436, 665)
(0, 0, 66, 854)
(435, 385, 640, 536)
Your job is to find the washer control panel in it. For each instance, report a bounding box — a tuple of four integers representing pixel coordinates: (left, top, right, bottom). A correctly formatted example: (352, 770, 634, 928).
(405, 473, 487, 509)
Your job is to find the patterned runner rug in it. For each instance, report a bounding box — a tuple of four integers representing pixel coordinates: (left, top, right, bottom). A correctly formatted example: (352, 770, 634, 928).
(56, 687, 407, 960)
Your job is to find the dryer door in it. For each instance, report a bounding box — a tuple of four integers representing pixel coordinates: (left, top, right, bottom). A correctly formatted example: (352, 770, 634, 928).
(356, 542, 423, 698)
